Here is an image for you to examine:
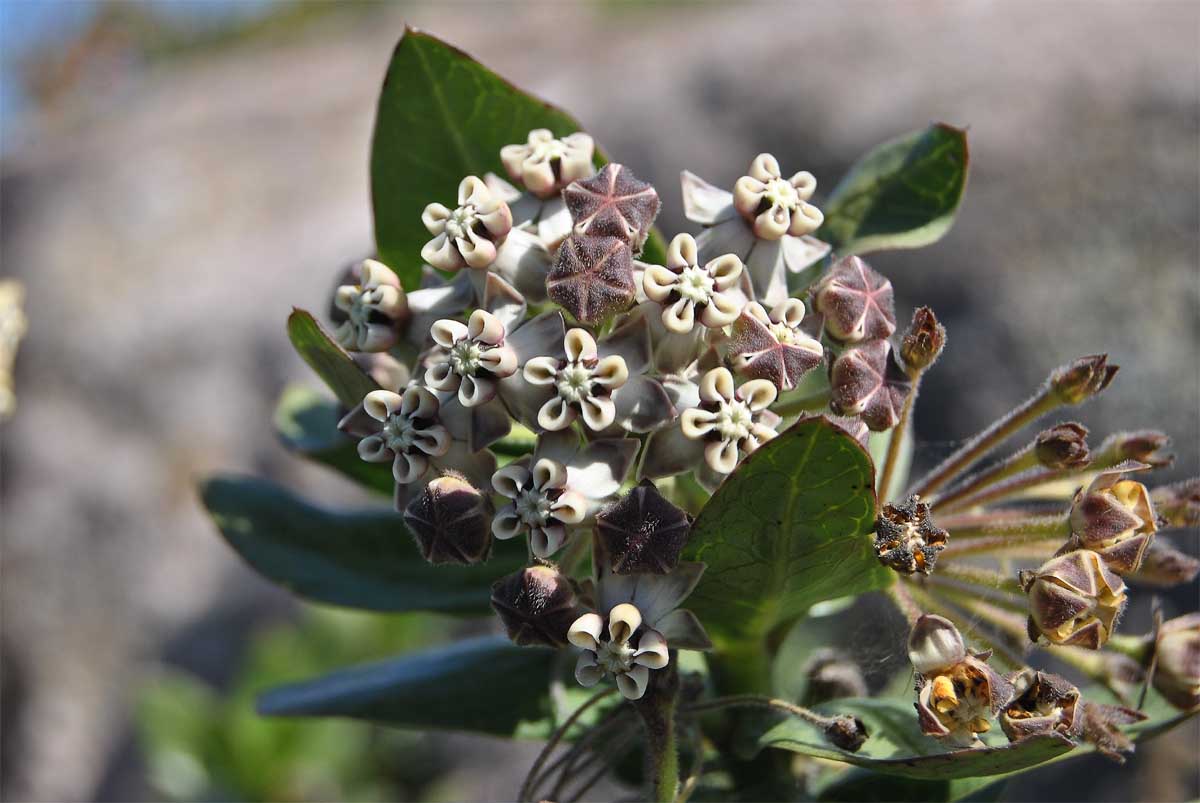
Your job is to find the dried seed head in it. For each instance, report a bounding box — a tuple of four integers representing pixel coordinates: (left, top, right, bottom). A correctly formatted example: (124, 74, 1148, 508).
(1105, 430, 1175, 469)
(823, 715, 869, 753)
(899, 306, 945, 373)
(595, 480, 691, 575)
(1068, 469, 1158, 574)
(829, 339, 912, 432)
(491, 565, 581, 648)
(874, 494, 948, 575)
(546, 235, 636, 324)
(1152, 613, 1200, 712)
(813, 256, 896, 343)
(1133, 540, 1200, 587)
(801, 649, 868, 705)
(1048, 354, 1119, 406)
(1079, 701, 1146, 763)
(999, 669, 1082, 742)
(1152, 479, 1200, 529)
(1035, 422, 1091, 469)
(1020, 550, 1127, 649)
(499, 129, 595, 199)
(403, 473, 493, 565)
(563, 164, 660, 249)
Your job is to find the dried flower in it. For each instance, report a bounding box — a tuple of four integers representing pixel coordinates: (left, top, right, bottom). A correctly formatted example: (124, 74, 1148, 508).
(546, 235, 637, 324)
(900, 306, 945, 373)
(1102, 430, 1175, 469)
(874, 495, 948, 575)
(680, 367, 779, 475)
(425, 309, 518, 407)
(330, 259, 409, 352)
(403, 473, 492, 565)
(999, 670, 1082, 742)
(1068, 466, 1158, 574)
(491, 565, 581, 647)
(492, 457, 588, 558)
(1152, 479, 1200, 529)
(1151, 613, 1200, 711)
(1035, 422, 1091, 469)
(1079, 701, 1146, 763)
(1048, 354, 1119, 406)
(523, 328, 629, 431)
(823, 716, 870, 753)
(813, 256, 897, 343)
(829, 339, 912, 432)
(343, 387, 451, 485)
(1021, 550, 1127, 649)
(732, 153, 824, 240)
(907, 615, 1013, 746)
(500, 129, 595, 199)
(421, 176, 513, 271)
(643, 233, 745, 334)
(728, 299, 823, 391)
(595, 480, 691, 575)
(563, 163, 660, 249)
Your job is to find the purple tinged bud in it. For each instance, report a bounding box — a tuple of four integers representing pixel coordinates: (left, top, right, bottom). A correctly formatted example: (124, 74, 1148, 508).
(546, 235, 636, 324)
(1035, 422, 1091, 469)
(1152, 613, 1200, 712)
(829, 339, 911, 432)
(1152, 479, 1200, 529)
(1048, 354, 1118, 406)
(403, 473, 493, 565)
(899, 306, 946, 373)
(1020, 550, 1127, 649)
(491, 565, 581, 648)
(874, 494, 948, 575)
(1108, 430, 1174, 469)
(563, 163, 660, 250)
(813, 255, 896, 343)
(1132, 540, 1200, 587)
(595, 480, 691, 575)
(1068, 469, 1158, 575)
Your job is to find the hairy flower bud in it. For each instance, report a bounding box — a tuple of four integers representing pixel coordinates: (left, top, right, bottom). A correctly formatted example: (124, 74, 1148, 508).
(403, 473, 492, 565)
(1000, 670, 1082, 742)
(813, 255, 896, 343)
(1035, 422, 1091, 469)
(1020, 550, 1127, 649)
(1068, 468, 1158, 574)
(823, 715, 869, 753)
(874, 494, 948, 575)
(1152, 479, 1200, 529)
(1133, 540, 1200, 587)
(546, 235, 636, 324)
(491, 565, 580, 648)
(1048, 354, 1118, 406)
(499, 129, 595, 199)
(595, 480, 691, 575)
(829, 339, 912, 432)
(899, 306, 945, 373)
(1104, 430, 1175, 469)
(728, 299, 823, 390)
(1152, 613, 1200, 711)
(563, 163, 660, 249)
(801, 649, 868, 705)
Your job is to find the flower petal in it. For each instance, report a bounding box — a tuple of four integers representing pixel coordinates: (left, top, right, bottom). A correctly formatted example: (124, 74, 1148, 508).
(617, 665, 650, 700)
(575, 652, 605, 688)
(681, 170, 737, 225)
(633, 629, 670, 669)
(569, 613, 604, 651)
(608, 603, 643, 645)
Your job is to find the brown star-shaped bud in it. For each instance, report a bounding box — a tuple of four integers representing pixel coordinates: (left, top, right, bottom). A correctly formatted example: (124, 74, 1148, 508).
(899, 306, 945, 373)
(595, 480, 691, 574)
(563, 163, 660, 249)
(829, 339, 912, 431)
(490, 565, 581, 647)
(813, 255, 896, 343)
(403, 473, 493, 565)
(874, 494, 948, 575)
(1048, 354, 1118, 405)
(1035, 422, 1091, 469)
(546, 235, 637, 323)
(728, 300, 824, 391)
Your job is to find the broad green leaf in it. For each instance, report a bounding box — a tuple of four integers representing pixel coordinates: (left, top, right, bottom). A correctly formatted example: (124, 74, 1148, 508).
(286, 309, 378, 409)
(820, 124, 968, 256)
(683, 416, 888, 648)
(257, 636, 556, 737)
(371, 28, 589, 289)
(201, 475, 523, 614)
(274, 385, 392, 495)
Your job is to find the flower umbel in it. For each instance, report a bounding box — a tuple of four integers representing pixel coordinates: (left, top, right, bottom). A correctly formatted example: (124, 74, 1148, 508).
(570, 603, 669, 701)
(681, 367, 779, 475)
(492, 457, 588, 558)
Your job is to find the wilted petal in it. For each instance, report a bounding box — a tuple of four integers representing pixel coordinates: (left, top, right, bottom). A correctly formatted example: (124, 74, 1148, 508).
(908, 614, 967, 675)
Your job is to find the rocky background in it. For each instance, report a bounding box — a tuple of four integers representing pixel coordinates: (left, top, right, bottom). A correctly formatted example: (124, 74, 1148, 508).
(2, 2, 1197, 801)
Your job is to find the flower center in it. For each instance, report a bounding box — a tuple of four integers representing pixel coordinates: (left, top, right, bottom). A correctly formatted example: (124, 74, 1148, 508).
(763, 177, 799, 209)
(932, 666, 992, 733)
(446, 205, 478, 240)
(677, 265, 715, 304)
(449, 340, 483, 376)
(714, 400, 754, 441)
(556, 362, 594, 403)
(382, 414, 419, 452)
(514, 487, 552, 526)
(596, 638, 636, 674)
(532, 139, 567, 162)
(769, 321, 796, 344)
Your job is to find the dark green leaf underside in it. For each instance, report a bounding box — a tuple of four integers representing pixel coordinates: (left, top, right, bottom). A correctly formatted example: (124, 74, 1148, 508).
(274, 385, 393, 495)
(286, 309, 379, 409)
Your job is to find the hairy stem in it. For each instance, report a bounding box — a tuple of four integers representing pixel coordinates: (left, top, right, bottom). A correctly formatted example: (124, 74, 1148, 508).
(931, 444, 1039, 511)
(879, 376, 920, 504)
(940, 512, 1069, 544)
(518, 686, 616, 802)
(886, 581, 923, 626)
(633, 661, 681, 803)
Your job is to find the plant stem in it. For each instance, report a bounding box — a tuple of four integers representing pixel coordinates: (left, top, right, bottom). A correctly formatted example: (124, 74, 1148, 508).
(878, 376, 920, 504)
(931, 444, 1039, 511)
(681, 695, 832, 727)
(910, 389, 1058, 498)
(940, 512, 1069, 542)
(518, 686, 616, 802)
(885, 581, 923, 626)
(772, 387, 832, 418)
(633, 661, 681, 803)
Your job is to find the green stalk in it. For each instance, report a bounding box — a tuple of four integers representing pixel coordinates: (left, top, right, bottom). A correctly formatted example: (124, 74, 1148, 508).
(878, 375, 920, 503)
(633, 662, 681, 803)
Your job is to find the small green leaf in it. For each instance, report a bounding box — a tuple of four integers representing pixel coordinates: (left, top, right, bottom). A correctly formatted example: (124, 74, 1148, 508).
(684, 416, 888, 648)
(201, 475, 523, 614)
(820, 124, 969, 256)
(257, 636, 556, 737)
(274, 385, 392, 495)
(286, 309, 378, 409)
(371, 28, 590, 289)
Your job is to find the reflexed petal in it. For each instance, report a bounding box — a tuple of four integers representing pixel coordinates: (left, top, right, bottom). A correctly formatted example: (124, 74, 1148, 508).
(699, 367, 735, 404)
(608, 603, 643, 644)
(617, 665, 650, 700)
(425, 361, 459, 392)
(565, 328, 598, 362)
(681, 170, 736, 225)
(523, 356, 561, 385)
(363, 390, 404, 421)
(478, 271, 527, 332)
(705, 438, 740, 474)
(405, 273, 475, 349)
(492, 462, 532, 499)
(338, 402, 379, 438)
(575, 652, 605, 687)
(593, 356, 629, 388)
(568, 613, 604, 651)
(680, 408, 717, 439)
(601, 311, 654, 376)
(356, 435, 389, 462)
(599, 562, 706, 627)
(533, 457, 569, 490)
(745, 238, 788, 306)
(492, 228, 552, 303)
(538, 396, 575, 431)
(531, 524, 569, 558)
(431, 439, 496, 491)
(536, 199, 574, 250)
(611, 375, 676, 434)
(633, 629, 670, 669)
(738, 379, 778, 411)
(696, 217, 756, 264)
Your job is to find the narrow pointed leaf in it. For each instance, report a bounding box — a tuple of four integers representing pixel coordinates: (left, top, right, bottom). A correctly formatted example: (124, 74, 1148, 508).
(286, 309, 378, 409)
(274, 385, 392, 495)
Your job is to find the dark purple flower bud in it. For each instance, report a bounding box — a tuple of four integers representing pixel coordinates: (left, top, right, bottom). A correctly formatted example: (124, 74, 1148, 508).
(1152, 479, 1200, 529)
(1020, 550, 1127, 649)
(1105, 430, 1175, 469)
(823, 715, 869, 753)
(1068, 468, 1158, 575)
(1000, 669, 1082, 742)
(1048, 354, 1118, 406)
(595, 480, 691, 575)
(874, 494, 948, 575)
(801, 649, 868, 705)
(829, 339, 911, 432)
(490, 565, 581, 648)
(403, 473, 493, 565)
(813, 255, 896, 343)
(1132, 540, 1200, 587)
(563, 163, 660, 249)
(1152, 613, 1200, 712)
(546, 235, 636, 324)
(899, 306, 945, 373)
(1079, 701, 1146, 763)
(728, 299, 823, 391)
(1035, 422, 1091, 469)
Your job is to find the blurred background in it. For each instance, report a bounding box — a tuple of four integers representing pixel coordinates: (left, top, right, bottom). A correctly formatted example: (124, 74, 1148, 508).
(1, 1, 1197, 801)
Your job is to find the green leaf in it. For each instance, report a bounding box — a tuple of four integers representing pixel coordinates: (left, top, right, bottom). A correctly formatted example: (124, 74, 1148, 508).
(371, 28, 590, 289)
(274, 385, 393, 495)
(820, 124, 969, 256)
(201, 474, 523, 614)
(257, 636, 556, 737)
(683, 416, 888, 648)
(286, 309, 378, 409)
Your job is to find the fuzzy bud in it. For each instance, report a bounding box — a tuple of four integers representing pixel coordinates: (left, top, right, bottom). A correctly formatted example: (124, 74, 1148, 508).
(1152, 613, 1200, 712)
(1104, 430, 1174, 469)
(899, 306, 945, 373)
(595, 480, 691, 575)
(874, 494, 948, 575)
(491, 565, 581, 648)
(823, 715, 869, 753)
(1000, 669, 1082, 742)
(1068, 469, 1157, 575)
(1035, 422, 1091, 469)
(829, 339, 911, 432)
(546, 235, 636, 324)
(403, 473, 493, 565)
(1020, 550, 1127, 649)
(563, 163, 660, 249)
(1152, 479, 1200, 529)
(1132, 540, 1200, 587)
(1048, 354, 1118, 406)
(813, 255, 896, 343)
